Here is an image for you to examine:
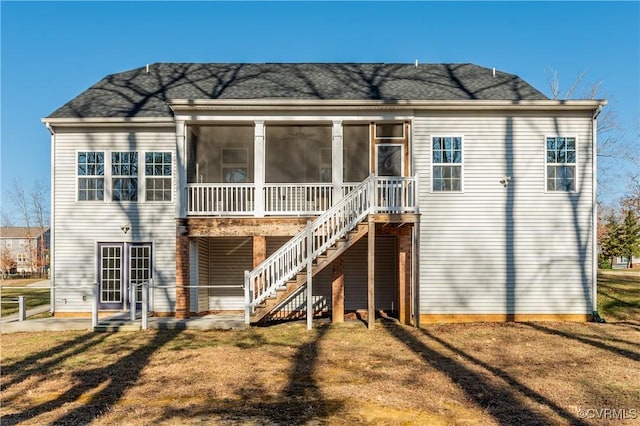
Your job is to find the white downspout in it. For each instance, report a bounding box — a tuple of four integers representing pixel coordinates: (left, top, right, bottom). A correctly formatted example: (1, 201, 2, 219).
(591, 105, 603, 321)
(45, 122, 56, 314)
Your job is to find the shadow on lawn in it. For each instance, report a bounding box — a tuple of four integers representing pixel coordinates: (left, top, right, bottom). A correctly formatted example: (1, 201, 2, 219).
(385, 323, 589, 426)
(161, 323, 341, 424)
(1, 330, 182, 426)
(524, 323, 640, 362)
(1, 332, 109, 393)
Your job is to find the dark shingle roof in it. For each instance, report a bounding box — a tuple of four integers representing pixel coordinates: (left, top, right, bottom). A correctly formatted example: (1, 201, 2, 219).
(47, 63, 548, 119)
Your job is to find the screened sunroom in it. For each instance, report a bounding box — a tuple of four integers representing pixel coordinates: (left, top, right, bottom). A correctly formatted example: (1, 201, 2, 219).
(185, 122, 411, 217)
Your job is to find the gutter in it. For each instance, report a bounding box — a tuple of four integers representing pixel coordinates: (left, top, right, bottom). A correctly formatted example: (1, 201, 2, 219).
(591, 104, 606, 323)
(168, 98, 608, 114)
(45, 122, 55, 315)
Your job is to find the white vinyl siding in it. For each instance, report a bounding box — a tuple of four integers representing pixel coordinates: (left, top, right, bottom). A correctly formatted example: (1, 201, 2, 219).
(52, 128, 177, 314)
(206, 237, 251, 311)
(414, 111, 594, 316)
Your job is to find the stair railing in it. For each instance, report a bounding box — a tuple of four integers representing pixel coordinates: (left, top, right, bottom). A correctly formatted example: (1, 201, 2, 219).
(243, 174, 418, 323)
(244, 175, 374, 323)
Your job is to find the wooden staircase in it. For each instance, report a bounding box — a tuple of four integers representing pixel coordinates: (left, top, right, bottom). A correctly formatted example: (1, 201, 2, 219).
(250, 222, 369, 323)
(243, 175, 418, 326)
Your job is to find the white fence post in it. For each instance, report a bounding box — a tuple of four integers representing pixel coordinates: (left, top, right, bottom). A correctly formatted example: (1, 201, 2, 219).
(92, 283, 99, 329)
(142, 280, 149, 330)
(17, 296, 26, 321)
(306, 220, 313, 331)
(130, 281, 136, 321)
(244, 270, 251, 325)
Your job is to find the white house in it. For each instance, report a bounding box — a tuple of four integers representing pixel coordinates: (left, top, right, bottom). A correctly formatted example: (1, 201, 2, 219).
(42, 63, 605, 326)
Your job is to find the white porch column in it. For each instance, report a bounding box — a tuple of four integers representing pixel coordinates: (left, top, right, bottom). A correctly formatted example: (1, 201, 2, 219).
(175, 120, 187, 218)
(332, 120, 343, 203)
(255, 121, 265, 217)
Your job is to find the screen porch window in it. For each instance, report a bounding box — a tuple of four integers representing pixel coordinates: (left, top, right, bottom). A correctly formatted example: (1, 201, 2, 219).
(78, 151, 105, 201)
(546, 136, 576, 191)
(112, 152, 138, 201)
(145, 152, 172, 201)
(432, 136, 462, 192)
(222, 148, 248, 183)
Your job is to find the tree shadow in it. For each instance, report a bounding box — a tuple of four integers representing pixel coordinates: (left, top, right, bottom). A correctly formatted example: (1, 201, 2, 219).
(384, 323, 589, 426)
(523, 323, 640, 362)
(1, 330, 182, 425)
(1, 332, 109, 392)
(159, 323, 341, 424)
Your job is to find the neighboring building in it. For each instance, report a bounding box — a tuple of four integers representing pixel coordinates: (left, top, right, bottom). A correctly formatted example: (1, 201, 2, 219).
(42, 63, 605, 325)
(0, 226, 50, 275)
(612, 256, 639, 269)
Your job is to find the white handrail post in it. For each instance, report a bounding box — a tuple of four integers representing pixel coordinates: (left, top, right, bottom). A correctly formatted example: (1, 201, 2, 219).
(142, 280, 149, 330)
(414, 173, 419, 213)
(18, 296, 26, 321)
(130, 281, 136, 321)
(368, 174, 376, 213)
(92, 283, 99, 329)
(244, 270, 251, 325)
(306, 220, 313, 331)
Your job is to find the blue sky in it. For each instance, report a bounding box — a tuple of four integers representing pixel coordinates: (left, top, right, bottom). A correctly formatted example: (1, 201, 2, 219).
(1, 1, 639, 223)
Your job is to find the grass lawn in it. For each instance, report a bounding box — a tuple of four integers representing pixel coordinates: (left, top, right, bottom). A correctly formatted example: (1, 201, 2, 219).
(0, 278, 50, 317)
(1, 274, 638, 425)
(598, 270, 640, 323)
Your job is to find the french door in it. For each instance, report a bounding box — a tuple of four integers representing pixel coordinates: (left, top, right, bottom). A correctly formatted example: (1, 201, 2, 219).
(98, 242, 152, 310)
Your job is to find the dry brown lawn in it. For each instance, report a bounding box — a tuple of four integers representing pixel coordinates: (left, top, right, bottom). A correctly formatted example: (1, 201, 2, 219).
(2, 317, 639, 425)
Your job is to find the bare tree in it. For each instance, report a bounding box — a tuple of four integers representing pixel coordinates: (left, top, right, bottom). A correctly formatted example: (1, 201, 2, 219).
(545, 67, 632, 205)
(30, 181, 49, 274)
(0, 210, 14, 227)
(7, 179, 50, 275)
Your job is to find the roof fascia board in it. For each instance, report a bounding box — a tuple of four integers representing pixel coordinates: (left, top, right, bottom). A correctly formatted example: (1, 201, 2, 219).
(41, 117, 175, 128)
(169, 98, 607, 112)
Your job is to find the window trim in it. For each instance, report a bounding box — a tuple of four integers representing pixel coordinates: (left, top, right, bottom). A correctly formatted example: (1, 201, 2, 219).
(430, 135, 464, 193)
(111, 151, 139, 202)
(144, 151, 174, 202)
(76, 150, 174, 204)
(544, 135, 578, 193)
(76, 150, 106, 203)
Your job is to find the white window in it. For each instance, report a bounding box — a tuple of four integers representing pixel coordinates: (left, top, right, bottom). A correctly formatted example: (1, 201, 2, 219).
(78, 152, 105, 201)
(145, 152, 172, 201)
(16, 253, 27, 262)
(112, 152, 138, 201)
(6, 240, 12, 249)
(432, 136, 463, 192)
(546, 136, 576, 192)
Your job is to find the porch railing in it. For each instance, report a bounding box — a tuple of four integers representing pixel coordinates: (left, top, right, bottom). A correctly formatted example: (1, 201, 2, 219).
(243, 175, 418, 324)
(186, 177, 418, 216)
(264, 183, 333, 215)
(187, 183, 255, 215)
